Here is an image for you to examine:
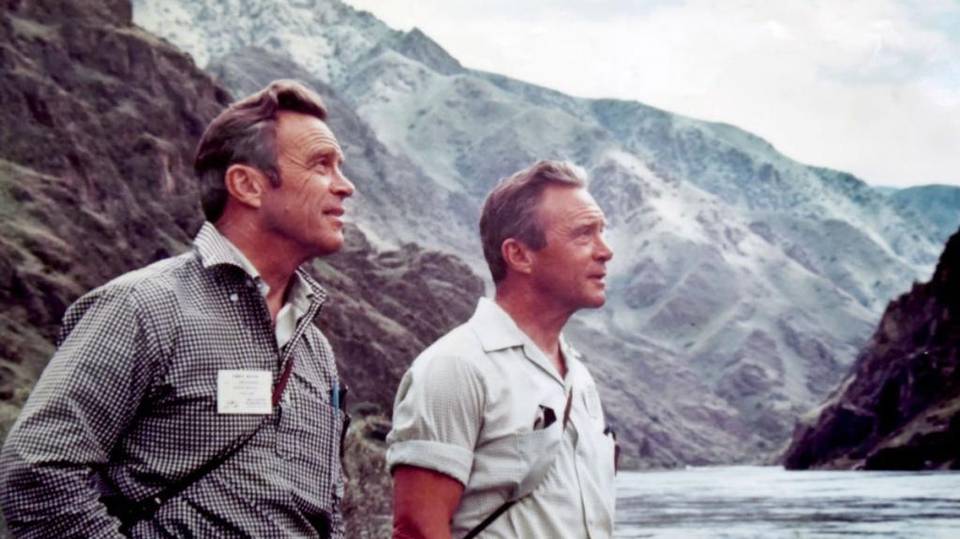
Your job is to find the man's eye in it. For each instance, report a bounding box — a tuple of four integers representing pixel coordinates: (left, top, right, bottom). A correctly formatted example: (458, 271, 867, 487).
(573, 231, 592, 242)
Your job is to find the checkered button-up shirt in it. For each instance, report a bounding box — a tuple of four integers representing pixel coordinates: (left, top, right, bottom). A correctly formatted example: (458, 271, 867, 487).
(0, 223, 348, 538)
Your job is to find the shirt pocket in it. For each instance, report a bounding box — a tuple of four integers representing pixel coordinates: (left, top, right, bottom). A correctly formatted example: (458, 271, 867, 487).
(276, 381, 349, 502)
(279, 393, 346, 455)
(512, 420, 564, 499)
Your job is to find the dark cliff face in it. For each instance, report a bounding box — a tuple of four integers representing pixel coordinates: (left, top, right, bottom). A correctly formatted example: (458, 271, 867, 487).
(317, 227, 483, 415)
(783, 229, 960, 470)
(0, 0, 230, 433)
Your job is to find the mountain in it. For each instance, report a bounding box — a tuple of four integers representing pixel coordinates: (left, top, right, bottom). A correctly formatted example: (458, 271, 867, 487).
(205, 46, 760, 465)
(889, 185, 960, 245)
(0, 0, 481, 534)
(133, 0, 947, 462)
(783, 229, 960, 470)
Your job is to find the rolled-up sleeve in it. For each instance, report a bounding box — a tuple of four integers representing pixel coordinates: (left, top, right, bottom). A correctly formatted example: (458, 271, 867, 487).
(386, 352, 485, 486)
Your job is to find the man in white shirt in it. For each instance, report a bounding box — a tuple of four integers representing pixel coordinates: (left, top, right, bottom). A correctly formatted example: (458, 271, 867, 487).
(387, 160, 617, 538)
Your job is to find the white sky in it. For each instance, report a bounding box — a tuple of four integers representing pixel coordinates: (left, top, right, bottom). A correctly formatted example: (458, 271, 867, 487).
(342, 0, 960, 188)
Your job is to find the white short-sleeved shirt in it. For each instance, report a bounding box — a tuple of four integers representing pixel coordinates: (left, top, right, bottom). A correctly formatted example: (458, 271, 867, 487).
(387, 298, 616, 538)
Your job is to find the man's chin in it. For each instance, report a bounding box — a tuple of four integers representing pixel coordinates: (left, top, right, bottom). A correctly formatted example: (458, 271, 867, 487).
(312, 236, 345, 257)
(583, 293, 607, 309)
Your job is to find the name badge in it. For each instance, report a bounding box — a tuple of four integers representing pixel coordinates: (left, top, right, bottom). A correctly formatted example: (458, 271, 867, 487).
(217, 370, 272, 415)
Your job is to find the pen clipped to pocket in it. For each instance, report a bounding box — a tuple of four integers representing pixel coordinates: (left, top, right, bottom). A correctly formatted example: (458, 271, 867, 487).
(329, 380, 348, 411)
(330, 381, 351, 461)
(532, 404, 557, 430)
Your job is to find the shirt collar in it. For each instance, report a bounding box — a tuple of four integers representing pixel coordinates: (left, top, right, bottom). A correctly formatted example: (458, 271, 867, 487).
(468, 297, 578, 386)
(468, 297, 526, 352)
(192, 222, 327, 305)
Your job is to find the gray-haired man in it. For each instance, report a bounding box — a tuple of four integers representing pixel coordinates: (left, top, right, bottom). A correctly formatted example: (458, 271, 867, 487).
(388, 160, 617, 538)
(0, 80, 355, 537)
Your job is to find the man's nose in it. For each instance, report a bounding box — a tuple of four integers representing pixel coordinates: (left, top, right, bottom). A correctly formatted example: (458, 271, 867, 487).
(596, 236, 613, 262)
(334, 170, 355, 198)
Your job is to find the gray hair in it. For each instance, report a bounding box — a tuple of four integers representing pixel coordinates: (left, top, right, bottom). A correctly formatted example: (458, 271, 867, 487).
(479, 160, 587, 282)
(193, 79, 328, 222)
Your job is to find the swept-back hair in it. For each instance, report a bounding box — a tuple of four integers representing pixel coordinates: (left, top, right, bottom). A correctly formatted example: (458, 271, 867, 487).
(194, 79, 328, 222)
(479, 160, 586, 282)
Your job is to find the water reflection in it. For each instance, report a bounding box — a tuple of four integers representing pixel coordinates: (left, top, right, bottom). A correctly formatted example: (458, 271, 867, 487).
(615, 466, 960, 538)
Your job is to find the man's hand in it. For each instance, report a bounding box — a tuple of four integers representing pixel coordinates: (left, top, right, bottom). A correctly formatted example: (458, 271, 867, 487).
(392, 465, 465, 539)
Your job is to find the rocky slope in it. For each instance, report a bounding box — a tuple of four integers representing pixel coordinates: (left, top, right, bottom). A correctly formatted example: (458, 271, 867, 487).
(134, 0, 948, 462)
(783, 229, 960, 470)
(318, 226, 483, 414)
(0, 0, 483, 534)
(0, 0, 229, 438)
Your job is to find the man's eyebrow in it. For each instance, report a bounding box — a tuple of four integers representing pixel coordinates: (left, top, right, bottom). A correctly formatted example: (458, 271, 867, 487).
(307, 147, 342, 165)
(571, 221, 604, 234)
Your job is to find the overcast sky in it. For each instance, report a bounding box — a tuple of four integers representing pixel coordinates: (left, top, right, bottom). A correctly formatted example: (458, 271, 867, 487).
(342, 0, 959, 188)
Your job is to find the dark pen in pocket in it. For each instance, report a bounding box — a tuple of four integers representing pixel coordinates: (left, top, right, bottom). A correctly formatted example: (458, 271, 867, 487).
(533, 404, 557, 430)
(330, 381, 348, 411)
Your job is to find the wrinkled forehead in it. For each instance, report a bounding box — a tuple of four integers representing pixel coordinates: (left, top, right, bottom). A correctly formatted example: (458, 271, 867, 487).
(276, 111, 344, 159)
(537, 185, 606, 226)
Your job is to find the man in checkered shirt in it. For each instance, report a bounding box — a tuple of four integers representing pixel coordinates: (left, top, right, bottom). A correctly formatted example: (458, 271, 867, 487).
(0, 80, 356, 537)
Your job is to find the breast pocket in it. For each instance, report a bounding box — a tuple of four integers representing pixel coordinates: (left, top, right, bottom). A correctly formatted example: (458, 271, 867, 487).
(513, 420, 564, 499)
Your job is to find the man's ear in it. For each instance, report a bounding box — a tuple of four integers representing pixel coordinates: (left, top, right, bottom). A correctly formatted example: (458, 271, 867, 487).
(501, 238, 534, 276)
(224, 164, 268, 209)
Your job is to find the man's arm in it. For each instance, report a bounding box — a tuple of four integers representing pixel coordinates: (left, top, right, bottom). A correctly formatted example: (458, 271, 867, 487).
(392, 465, 465, 539)
(386, 349, 486, 539)
(0, 286, 166, 538)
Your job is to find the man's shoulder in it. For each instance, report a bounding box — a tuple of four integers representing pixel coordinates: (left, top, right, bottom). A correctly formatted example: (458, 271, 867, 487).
(73, 251, 198, 313)
(416, 320, 485, 363)
(57, 251, 200, 345)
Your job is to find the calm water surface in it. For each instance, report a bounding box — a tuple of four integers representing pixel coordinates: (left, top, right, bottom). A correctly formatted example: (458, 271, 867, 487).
(615, 466, 960, 538)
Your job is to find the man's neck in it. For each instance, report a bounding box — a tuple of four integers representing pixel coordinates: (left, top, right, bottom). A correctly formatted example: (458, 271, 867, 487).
(494, 283, 571, 378)
(216, 218, 303, 320)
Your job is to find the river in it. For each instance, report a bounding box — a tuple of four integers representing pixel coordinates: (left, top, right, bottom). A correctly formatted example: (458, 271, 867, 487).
(615, 466, 960, 538)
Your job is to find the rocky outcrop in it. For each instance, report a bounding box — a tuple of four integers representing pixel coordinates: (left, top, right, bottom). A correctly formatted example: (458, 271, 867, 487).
(317, 226, 483, 415)
(340, 413, 394, 538)
(783, 229, 960, 470)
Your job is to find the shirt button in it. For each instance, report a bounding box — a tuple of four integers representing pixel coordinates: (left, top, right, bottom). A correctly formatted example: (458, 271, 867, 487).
(229, 293, 239, 302)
